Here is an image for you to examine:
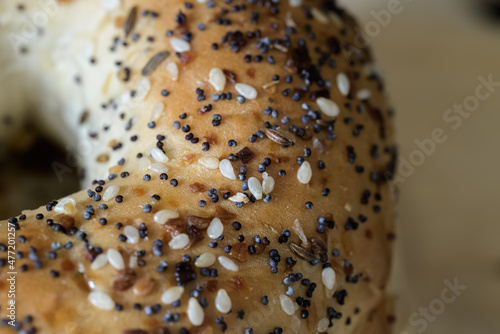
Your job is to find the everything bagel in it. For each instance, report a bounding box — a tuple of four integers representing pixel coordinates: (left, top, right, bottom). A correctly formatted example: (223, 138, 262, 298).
(0, 1, 396, 333)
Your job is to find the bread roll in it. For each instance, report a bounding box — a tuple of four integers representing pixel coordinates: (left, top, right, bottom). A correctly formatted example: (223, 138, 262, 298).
(0, 0, 396, 333)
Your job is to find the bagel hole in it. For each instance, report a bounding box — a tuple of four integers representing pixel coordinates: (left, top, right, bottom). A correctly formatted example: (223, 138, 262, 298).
(0, 125, 80, 218)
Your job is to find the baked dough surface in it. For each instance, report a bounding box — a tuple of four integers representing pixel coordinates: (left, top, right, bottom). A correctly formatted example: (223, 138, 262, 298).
(0, 0, 396, 333)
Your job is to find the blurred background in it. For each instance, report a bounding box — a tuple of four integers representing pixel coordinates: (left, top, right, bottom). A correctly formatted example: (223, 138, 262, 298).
(0, 0, 499, 332)
(341, 0, 500, 333)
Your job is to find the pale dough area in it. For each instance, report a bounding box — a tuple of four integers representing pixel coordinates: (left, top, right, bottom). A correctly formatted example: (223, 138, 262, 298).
(342, 0, 500, 333)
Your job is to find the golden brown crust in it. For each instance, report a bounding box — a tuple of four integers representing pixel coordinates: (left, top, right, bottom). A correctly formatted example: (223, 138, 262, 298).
(0, 0, 396, 333)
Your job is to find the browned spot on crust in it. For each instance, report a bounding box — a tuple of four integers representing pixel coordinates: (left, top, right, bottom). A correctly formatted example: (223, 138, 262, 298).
(133, 277, 156, 297)
(264, 84, 277, 94)
(113, 268, 137, 292)
(188, 225, 204, 244)
(344, 262, 354, 277)
(109, 165, 123, 174)
(206, 280, 218, 292)
(130, 186, 145, 197)
(179, 52, 191, 64)
(229, 242, 249, 263)
(246, 68, 255, 78)
(228, 275, 247, 291)
(203, 132, 218, 145)
(253, 242, 267, 255)
(267, 153, 281, 164)
(187, 216, 212, 230)
(188, 182, 207, 193)
(236, 147, 256, 164)
(61, 258, 75, 271)
(222, 69, 237, 84)
(285, 260, 296, 274)
(108, 139, 119, 148)
(114, 16, 125, 29)
(79, 110, 89, 124)
(182, 153, 196, 165)
(54, 214, 75, 231)
(80, 247, 97, 262)
(215, 206, 235, 220)
(320, 178, 328, 188)
(96, 153, 109, 163)
(142, 318, 162, 330)
(164, 218, 187, 237)
(268, 153, 289, 164)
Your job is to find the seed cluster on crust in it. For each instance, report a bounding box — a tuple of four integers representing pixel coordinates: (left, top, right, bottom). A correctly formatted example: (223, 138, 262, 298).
(0, 0, 396, 333)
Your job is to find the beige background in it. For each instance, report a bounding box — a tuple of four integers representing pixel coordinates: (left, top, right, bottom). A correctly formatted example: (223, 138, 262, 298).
(342, 0, 500, 333)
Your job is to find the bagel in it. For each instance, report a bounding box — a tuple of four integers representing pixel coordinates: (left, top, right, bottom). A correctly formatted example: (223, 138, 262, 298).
(0, 0, 397, 333)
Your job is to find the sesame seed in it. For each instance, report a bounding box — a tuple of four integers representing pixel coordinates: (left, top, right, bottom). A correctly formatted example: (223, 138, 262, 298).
(279, 294, 296, 315)
(124, 226, 139, 244)
(311, 7, 329, 24)
(219, 159, 236, 180)
(151, 101, 164, 120)
(136, 78, 151, 100)
(322, 267, 336, 290)
(207, 218, 223, 239)
(317, 317, 330, 332)
(102, 186, 119, 201)
(297, 161, 312, 184)
(161, 286, 185, 304)
(88, 291, 115, 310)
(154, 209, 179, 224)
(170, 37, 190, 52)
(247, 177, 263, 200)
(235, 83, 257, 100)
(215, 289, 232, 313)
(53, 197, 75, 213)
(107, 249, 125, 270)
(194, 253, 216, 267)
(199, 156, 219, 169)
(357, 89, 371, 100)
(90, 253, 108, 270)
(166, 62, 179, 81)
(169, 234, 190, 249)
(148, 163, 169, 174)
(218, 256, 239, 272)
(262, 175, 275, 194)
(316, 97, 340, 118)
(209, 68, 226, 92)
(187, 297, 204, 326)
(337, 73, 350, 96)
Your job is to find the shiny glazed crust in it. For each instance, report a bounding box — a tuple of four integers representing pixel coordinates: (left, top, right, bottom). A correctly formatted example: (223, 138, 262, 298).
(0, 0, 396, 333)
